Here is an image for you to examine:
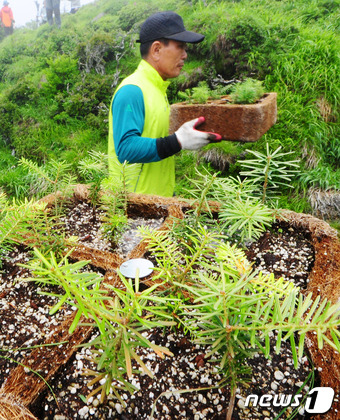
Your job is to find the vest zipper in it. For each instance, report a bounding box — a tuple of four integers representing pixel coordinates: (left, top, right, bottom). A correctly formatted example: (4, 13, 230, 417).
(134, 164, 144, 193)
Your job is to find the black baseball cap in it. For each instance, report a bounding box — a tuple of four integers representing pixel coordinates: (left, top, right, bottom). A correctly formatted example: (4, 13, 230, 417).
(137, 11, 204, 44)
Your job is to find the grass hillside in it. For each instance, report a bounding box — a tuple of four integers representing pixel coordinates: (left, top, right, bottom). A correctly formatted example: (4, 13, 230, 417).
(0, 0, 339, 219)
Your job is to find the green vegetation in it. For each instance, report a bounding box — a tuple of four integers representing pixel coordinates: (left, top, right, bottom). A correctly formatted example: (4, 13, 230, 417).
(177, 78, 265, 104)
(229, 78, 265, 104)
(23, 247, 176, 405)
(239, 144, 300, 204)
(177, 80, 227, 103)
(0, 0, 338, 221)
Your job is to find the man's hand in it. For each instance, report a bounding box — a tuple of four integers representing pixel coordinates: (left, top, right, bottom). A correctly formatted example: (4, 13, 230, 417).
(175, 117, 222, 150)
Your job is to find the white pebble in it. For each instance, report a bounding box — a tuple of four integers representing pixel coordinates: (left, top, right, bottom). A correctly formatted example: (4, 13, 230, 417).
(238, 399, 246, 409)
(274, 370, 284, 380)
(115, 403, 123, 414)
(78, 406, 89, 416)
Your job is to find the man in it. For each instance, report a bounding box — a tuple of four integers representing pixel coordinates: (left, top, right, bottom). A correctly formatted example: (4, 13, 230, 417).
(108, 11, 221, 197)
(46, 0, 61, 28)
(0, 0, 14, 36)
(70, 0, 80, 14)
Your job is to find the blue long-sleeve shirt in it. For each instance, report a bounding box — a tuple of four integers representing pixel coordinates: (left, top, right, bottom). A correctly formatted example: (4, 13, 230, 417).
(112, 85, 180, 164)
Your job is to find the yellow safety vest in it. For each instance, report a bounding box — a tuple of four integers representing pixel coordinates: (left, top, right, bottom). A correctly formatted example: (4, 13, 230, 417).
(108, 60, 175, 197)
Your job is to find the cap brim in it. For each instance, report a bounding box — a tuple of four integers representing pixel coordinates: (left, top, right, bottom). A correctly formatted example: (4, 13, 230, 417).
(165, 30, 205, 44)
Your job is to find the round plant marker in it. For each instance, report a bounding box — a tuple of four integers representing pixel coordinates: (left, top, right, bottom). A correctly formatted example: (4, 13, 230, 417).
(119, 258, 154, 278)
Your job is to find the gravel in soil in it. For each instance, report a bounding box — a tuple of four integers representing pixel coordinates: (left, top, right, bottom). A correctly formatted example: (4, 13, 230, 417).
(0, 203, 318, 419)
(0, 245, 103, 389)
(34, 328, 312, 420)
(245, 221, 315, 290)
(60, 200, 164, 256)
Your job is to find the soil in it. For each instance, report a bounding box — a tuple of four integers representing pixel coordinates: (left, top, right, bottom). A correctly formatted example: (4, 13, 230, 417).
(0, 193, 339, 420)
(245, 221, 315, 290)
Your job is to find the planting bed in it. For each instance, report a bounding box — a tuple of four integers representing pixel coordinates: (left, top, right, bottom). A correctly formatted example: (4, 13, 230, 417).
(169, 93, 277, 142)
(0, 187, 339, 420)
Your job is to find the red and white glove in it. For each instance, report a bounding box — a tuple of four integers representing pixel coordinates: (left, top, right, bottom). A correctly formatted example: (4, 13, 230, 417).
(175, 117, 222, 150)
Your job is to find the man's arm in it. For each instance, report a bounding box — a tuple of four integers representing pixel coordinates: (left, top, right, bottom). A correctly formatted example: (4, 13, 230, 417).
(112, 85, 180, 164)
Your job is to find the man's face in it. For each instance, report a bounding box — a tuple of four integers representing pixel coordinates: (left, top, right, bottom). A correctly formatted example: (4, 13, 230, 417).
(155, 40, 188, 80)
